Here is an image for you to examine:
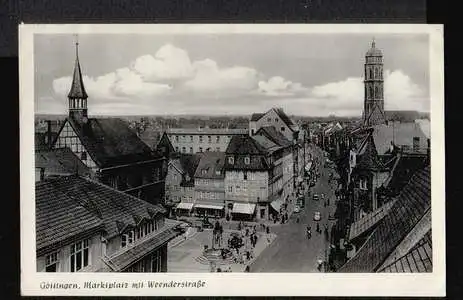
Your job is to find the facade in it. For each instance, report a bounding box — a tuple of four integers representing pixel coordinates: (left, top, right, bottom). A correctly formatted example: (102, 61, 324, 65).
(224, 132, 293, 222)
(165, 127, 248, 154)
(165, 153, 201, 216)
(363, 40, 386, 126)
(51, 42, 167, 205)
(36, 175, 180, 273)
(193, 151, 226, 217)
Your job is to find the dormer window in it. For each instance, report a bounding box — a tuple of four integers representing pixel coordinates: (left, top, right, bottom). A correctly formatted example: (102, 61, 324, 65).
(215, 170, 221, 176)
(244, 156, 250, 165)
(228, 156, 234, 164)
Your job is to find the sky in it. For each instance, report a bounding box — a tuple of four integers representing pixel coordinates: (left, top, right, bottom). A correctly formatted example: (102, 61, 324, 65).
(34, 33, 430, 116)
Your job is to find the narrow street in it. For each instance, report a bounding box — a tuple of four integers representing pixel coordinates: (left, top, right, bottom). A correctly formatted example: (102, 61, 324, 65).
(250, 145, 338, 272)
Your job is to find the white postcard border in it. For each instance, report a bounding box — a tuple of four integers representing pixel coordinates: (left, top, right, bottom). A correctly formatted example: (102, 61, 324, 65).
(20, 23, 445, 297)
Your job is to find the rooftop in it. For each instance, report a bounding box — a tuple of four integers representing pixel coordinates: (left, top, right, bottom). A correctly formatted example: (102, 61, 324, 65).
(194, 151, 226, 179)
(339, 166, 431, 272)
(64, 117, 159, 168)
(36, 176, 166, 254)
(35, 147, 91, 177)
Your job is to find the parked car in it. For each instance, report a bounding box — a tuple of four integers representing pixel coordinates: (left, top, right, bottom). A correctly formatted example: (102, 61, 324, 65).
(313, 194, 319, 201)
(313, 211, 321, 221)
(294, 205, 301, 213)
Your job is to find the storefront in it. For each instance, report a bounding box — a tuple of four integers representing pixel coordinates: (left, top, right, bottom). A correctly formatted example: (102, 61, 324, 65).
(194, 201, 225, 218)
(175, 202, 194, 216)
(230, 202, 256, 221)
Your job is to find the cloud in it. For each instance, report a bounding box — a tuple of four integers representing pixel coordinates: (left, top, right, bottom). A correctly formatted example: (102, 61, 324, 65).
(132, 44, 194, 81)
(257, 76, 309, 97)
(307, 69, 429, 115)
(183, 59, 261, 96)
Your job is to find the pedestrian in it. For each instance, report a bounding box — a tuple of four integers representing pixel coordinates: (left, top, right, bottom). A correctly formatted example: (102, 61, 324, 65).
(245, 265, 250, 272)
(316, 222, 320, 233)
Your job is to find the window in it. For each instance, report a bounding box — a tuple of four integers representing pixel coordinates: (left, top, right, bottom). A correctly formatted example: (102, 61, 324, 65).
(175, 135, 179, 142)
(369, 68, 373, 79)
(208, 136, 212, 143)
(70, 239, 90, 272)
(275, 118, 279, 122)
(375, 86, 379, 98)
(199, 136, 203, 143)
(190, 147, 193, 153)
(413, 137, 420, 152)
(216, 147, 220, 152)
(190, 136, 193, 142)
(216, 136, 220, 143)
(281, 127, 285, 132)
(199, 147, 203, 153)
(175, 146, 179, 152)
(251, 129, 255, 135)
(216, 170, 221, 176)
(182, 147, 186, 153)
(45, 251, 59, 272)
(244, 156, 250, 165)
(244, 171, 248, 180)
(267, 118, 271, 122)
(228, 156, 234, 164)
(236, 185, 241, 192)
(228, 186, 233, 192)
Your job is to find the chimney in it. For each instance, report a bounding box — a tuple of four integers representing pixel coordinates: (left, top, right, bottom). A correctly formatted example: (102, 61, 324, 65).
(47, 120, 52, 149)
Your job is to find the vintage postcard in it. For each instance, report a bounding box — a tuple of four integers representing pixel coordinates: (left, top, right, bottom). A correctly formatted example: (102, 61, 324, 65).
(20, 24, 445, 296)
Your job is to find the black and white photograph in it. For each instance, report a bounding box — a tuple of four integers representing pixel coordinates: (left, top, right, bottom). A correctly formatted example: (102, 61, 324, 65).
(20, 24, 445, 296)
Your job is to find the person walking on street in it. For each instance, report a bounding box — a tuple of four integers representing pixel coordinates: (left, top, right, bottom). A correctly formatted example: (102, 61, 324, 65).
(316, 222, 320, 234)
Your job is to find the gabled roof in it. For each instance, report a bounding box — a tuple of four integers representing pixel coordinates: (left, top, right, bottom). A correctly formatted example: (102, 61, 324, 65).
(339, 166, 431, 272)
(35, 147, 91, 177)
(224, 135, 269, 171)
(156, 132, 175, 155)
(356, 134, 386, 171)
(194, 152, 226, 179)
(226, 135, 267, 155)
(256, 126, 292, 148)
(61, 117, 158, 168)
(179, 154, 201, 181)
(36, 176, 166, 254)
(273, 108, 298, 132)
(165, 128, 248, 135)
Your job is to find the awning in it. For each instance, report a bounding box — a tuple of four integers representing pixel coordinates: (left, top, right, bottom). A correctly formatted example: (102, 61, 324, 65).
(194, 202, 224, 210)
(270, 199, 284, 212)
(176, 202, 194, 210)
(232, 203, 256, 215)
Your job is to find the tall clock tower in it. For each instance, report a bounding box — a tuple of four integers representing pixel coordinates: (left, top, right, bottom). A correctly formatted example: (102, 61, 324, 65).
(363, 39, 386, 126)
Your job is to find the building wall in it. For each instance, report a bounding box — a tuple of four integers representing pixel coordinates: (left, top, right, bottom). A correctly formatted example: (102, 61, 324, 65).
(54, 121, 98, 172)
(255, 109, 294, 142)
(194, 178, 225, 203)
(37, 233, 103, 272)
(165, 162, 185, 204)
(168, 133, 235, 154)
(225, 170, 269, 204)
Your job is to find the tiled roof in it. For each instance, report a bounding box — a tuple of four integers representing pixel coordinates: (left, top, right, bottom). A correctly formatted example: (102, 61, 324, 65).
(256, 126, 292, 148)
(349, 199, 397, 241)
(36, 176, 166, 253)
(194, 152, 225, 179)
(36, 177, 104, 254)
(372, 122, 429, 155)
(250, 113, 264, 122)
(339, 166, 431, 272)
(156, 132, 175, 153)
(380, 153, 429, 197)
(165, 128, 248, 135)
(252, 134, 282, 154)
(225, 135, 269, 170)
(103, 222, 180, 271)
(378, 229, 432, 273)
(64, 117, 158, 168)
(35, 147, 91, 177)
(356, 135, 386, 171)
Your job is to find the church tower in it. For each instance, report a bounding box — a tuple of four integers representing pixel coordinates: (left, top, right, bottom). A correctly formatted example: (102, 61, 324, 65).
(68, 40, 89, 121)
(363, 39, 386, 126)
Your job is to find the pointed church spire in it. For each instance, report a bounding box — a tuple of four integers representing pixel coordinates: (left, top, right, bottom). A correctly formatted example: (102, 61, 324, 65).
(68, 37, 88, 99)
